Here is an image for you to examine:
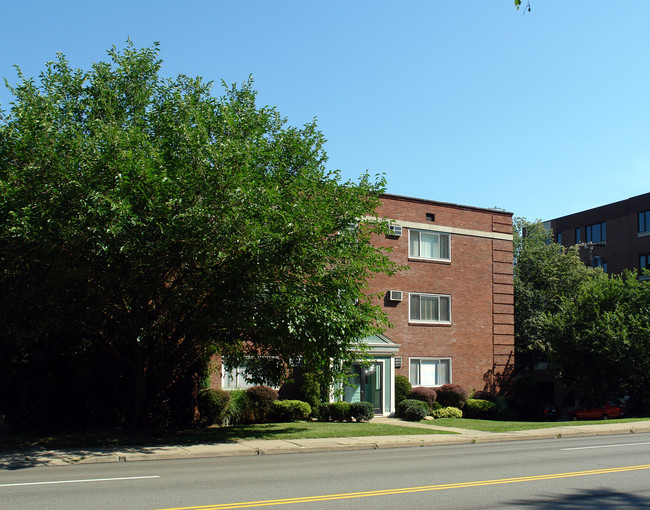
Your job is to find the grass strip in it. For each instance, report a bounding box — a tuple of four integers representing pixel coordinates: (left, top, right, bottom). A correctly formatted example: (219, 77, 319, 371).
(1, 421, 455, 451)
(431, 417, 650, 432)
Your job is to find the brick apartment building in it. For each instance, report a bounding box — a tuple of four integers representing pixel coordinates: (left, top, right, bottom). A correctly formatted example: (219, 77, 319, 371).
(364, 195, 515, 411)
(544, 192, 650, 276)
(221, 194, 515, 416)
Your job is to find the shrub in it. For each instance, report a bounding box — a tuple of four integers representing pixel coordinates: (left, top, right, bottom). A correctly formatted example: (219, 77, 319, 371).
(409, 387, 437, 409)
(197, 388, 231, 426)
(403, 404, 428, 421)
(350, 401, 374, 422)
(394, 375, 412, 405)
(315, 402, 333, 422)
(246, 385, 279, 423)
(330, 401, 352, 422)
(272, 400, 311, 422)
(431, 401, 442, 411)
(463, 398, 497, 419)
(493, 396, 518, 421)
(278, 371, 321, 411)
(436, 384, 468, 408)
(431, 406, 463, 419)
(396, 398, 429, 419)
(224, 389, 251, 425)
(300, 372, 321, 410)
(472, 390, 496, 402)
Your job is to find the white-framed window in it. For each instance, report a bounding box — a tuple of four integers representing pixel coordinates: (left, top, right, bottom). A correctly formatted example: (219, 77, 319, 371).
(409, 293, 451, 323)
(409, 357, 451, 387)
(221, 362, 277, 390)
(409, 230, 450, 261)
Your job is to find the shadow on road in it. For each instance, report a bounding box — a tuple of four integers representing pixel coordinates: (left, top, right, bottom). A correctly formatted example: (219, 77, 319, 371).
(507, 487, 650, 509)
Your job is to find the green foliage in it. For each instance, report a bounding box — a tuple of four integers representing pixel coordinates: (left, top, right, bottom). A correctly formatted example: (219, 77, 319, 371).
(544, 270, 650, 406)
(246, 386, 279, 423)
(409, 387, 437, 409)
(403, 404, 428, 422)
(300, 372, 321, 410)
(436, 384, 468, 408)
(0, 42, 400, 430)
(463, 399, 497, 419)
(197, 389, 231, 426)
(396, 398, 429, 419)
(431, 406, 463, 419)
(223, 390, 251, 426)
(314, 402, 333, 422)
(272, 400, 311, 422)
(350, 401, 374, 422)
(513, 219, 595, 369)
(394, 375, 411, 405)
(330, 402, 352, 422)
(277, 368, 321, 408)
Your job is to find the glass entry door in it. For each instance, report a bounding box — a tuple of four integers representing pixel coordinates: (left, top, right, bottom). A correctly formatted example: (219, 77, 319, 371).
(349, 362, 383, 414)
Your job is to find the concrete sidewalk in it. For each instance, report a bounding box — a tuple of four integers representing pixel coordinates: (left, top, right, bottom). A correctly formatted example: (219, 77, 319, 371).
(3, 417, 650, 469)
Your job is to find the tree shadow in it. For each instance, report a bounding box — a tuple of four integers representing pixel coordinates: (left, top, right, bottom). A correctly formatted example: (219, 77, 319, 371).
(506, 487, 650, 509)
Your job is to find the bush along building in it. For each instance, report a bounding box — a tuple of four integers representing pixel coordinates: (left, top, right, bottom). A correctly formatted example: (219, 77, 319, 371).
(217, 194, 515, 416)
(544, 191, 650, 277)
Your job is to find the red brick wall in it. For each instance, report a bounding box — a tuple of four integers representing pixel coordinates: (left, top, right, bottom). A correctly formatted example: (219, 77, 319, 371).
(372, 195, 514, 393)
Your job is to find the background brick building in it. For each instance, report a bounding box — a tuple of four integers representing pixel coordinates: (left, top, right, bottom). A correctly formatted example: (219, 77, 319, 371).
(544, 191, 650, 276)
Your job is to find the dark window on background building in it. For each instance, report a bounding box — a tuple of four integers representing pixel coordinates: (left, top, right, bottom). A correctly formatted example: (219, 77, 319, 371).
(639, 210, 650, 233)
(592, 256, 607, 273)
(557, 232, 562, 244)
(586, 222, 606, 243)
(575, 227, 581, 244)
(641, 254, 650, 271)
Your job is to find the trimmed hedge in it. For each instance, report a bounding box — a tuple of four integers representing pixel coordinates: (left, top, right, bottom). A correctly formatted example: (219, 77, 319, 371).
(330, 401, 352, 422)
(197, 388, 231, 426)
(272, 400, 311, 422)
(463, 398, 497, 419)
(404, 403, 428, 421)
(350, 401, 374, 422)
(246, 385, 279, 423)
(316, 402, 352, 422)
(436, 384, 468, 409)
(396, 398, 429, 419)
(395, 375, 412, 405)
(409, 386, 437, 409)
(431, 406, 463, 419)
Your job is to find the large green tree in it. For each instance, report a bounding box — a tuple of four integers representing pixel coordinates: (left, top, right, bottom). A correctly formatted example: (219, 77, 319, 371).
(544, 270, 650, 408)
(0, 42, 398, 430)
(513, 218, 594, 370)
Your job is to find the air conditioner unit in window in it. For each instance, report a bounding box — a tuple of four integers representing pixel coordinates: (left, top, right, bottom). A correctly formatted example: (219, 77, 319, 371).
(388, 290, 403, 302)
(394, 356, 402, 369)
(388, 224, 402, 236)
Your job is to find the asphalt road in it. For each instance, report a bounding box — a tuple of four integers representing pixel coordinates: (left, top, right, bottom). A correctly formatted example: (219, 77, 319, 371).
(3, 433, 650, 509)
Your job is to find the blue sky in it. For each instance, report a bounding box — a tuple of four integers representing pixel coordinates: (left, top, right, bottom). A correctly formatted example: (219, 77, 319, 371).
(2, 1, 650, 221)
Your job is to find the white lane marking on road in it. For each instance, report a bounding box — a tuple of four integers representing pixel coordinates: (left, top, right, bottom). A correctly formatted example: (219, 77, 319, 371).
(562, 442, 650, 451)
(0, 475, 160, 488)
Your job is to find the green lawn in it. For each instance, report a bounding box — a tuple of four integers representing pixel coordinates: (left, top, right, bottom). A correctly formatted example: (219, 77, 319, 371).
(431, 417, 650, 432)
(1, 421, 456, 451)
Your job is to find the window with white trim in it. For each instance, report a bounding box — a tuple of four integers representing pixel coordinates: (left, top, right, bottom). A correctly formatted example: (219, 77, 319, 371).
(409, 293, 451, 323)
(409, 357, 451, 387)
(409, 230, 450, 261)
(221, 363, 277, 390)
